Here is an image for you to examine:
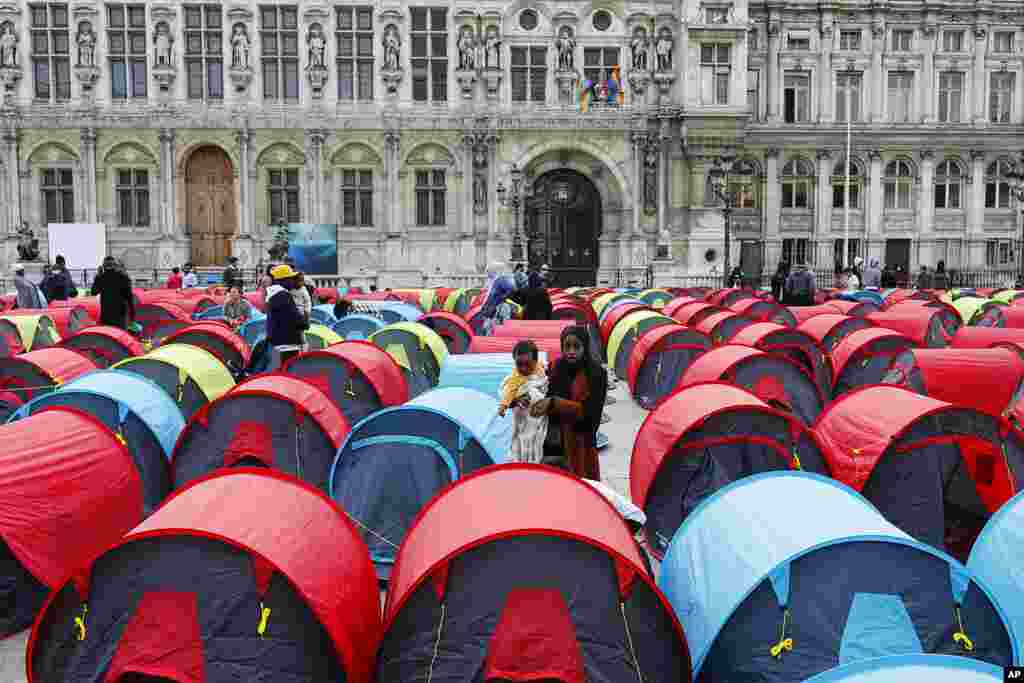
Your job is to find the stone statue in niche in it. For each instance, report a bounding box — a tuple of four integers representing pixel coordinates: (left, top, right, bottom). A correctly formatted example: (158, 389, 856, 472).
(457, 26, 476, 70)
(555, 26, 575, 71)
(0, 22, 18, 67)
(16, 222, 40, 262)
(473, 174, 487, 214)
(643, 142, 659, 213)
(231, 24, 250, 69)
(656, 28, 673, 72)
(307, 24, 326, 68)
(631, 28, 650, 71)
(154, 22, 173, 66)
(76, 21, 96, 67)
(484, 26, 501, 69)
(382, 25, 401, 71)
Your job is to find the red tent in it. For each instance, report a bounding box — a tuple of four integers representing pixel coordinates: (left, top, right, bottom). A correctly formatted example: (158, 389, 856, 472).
(492, 319, 575, 339)
(669, 301, 726, 327)
(867, 310, 949, 347)
(730, 322, 833, 397)
(381, 464, 691, 682)
(952, 327, 1024, 349)
(797, 313, 874, 354)
(551, 300, 596, 325)
(661, 297, 699, 319)
(135, 301, 192, 339)
(0, 348, 97, 403)
(706, 288, 758, 308)
(467, 336, 562, 362)
(626, 324, 711, 408)
(417, 311, 474, 354)
(730, 298, 797, 327)
(58, 325, 144, 368)
(599, 303, 652, 343)
(161, 321, 252, 370)
(831, 327, 915, 398)
(827, 299, 879, 317)
(787, 304, 847, 324)
(27, 470, 381, 683)
(694, 311, 755, 345)
(8, 306, 93, 337)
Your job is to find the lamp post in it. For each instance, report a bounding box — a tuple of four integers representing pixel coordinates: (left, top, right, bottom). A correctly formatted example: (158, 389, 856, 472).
(707, 153, 754, 288)
(496, 164, 533, 265)
(1003, 152, 1024, 283)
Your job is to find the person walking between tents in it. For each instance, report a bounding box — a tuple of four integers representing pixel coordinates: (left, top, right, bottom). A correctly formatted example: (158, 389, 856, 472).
(499, 340, 549, 463)
(531, 325, 607, 479)
(480, 261, 516, 335)
(13, 264, 47, 309)
(222, 256, 242, 291)
(44, 255, 74, 301)
(90, 256, 135, 329)
(784, 262, 816, 307)
(266, 264, 308, 367)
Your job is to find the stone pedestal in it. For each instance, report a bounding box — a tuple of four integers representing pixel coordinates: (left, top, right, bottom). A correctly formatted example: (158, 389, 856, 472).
(455, 69, 477, 100)
(481, 68, 502, 100)
(152, 65, 176, 93)
(0, 67, 22, 108)
(554, 70, 577, 105)
(653, 72, 677, 104)
(74, 65, 100, 95)
(307, 66, 328, 98)
(229, 67, 253, 93)
(381, 68, 403, 95)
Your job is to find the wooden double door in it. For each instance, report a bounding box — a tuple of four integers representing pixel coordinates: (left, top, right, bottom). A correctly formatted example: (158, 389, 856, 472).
(185, 146, 237, 267)
(525, 170, 601, 287)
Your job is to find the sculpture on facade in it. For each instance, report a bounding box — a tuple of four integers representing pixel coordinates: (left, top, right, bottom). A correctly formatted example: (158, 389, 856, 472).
(0, 22, 17, 67)
(76, 22, 96, 67)
(643, 142, 659, 214)
(382, 25, 401, 71)
(231, 24, 250, 69)
(555, 27, 575, 71)
(154, 23, 172, 66)
(484, 26, 501, 69)
(307, 24, 326, 69)
(473, 174, 487, 214)
(631, 28, 650, 71)
(16, 222, 39, 262)
(457, 26, 476, 71)
(656, 28, 673, 72)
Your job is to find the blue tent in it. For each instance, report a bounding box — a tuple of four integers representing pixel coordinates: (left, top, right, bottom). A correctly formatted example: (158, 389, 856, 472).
(310, 304, 338, 326)
(804, 655, 1004, 682)
(193, 302, 256, 321)
(437, 352, 549, 400)
(836, 289, 885, 306)
(658, 472, 1017, 682)
(329, 387, 510, 579)
(378, 302, 423, 324)
(10, 369, 183, 513)
(331, 314, 384, 341)
(968, 490, 1024, 658)
(237, 315, 267, 347)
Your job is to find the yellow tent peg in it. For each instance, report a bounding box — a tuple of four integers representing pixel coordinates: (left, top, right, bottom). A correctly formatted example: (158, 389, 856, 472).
(257, 602, 272, 638)
(74, 603, 88, 641)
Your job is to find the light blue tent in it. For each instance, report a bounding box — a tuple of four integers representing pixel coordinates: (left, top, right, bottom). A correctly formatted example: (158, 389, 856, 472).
(378, 302, 423, 324)
(193, 302, 256, 321)
(658, 472, 1017, 682)
(437, 352, 549, 400)
(329, 387, 510, 580)
(331, 314, 384, 341)
(238, 315, 267, 347)
(968, 490, 1024, 658)
(804, 655, 1004, 682)
(836, 289, 885, 306)
(310, 304, 337, 326)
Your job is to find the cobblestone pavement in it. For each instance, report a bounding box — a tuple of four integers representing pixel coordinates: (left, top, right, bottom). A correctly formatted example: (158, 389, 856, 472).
(0, 378, 647, 680)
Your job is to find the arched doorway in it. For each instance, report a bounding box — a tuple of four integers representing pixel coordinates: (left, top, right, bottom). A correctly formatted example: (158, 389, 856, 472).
(526, 170, 601, 286)
(185, 146, 236, 267)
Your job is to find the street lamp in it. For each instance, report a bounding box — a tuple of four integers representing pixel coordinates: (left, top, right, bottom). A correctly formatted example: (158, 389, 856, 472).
(1002, 152, 1024, 283)
(707, 153, 754, 288)
(496, 164, 533, 265)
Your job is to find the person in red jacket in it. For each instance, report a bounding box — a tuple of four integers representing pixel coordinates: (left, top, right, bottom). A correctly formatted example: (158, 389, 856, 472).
(166, 266, 182, 289)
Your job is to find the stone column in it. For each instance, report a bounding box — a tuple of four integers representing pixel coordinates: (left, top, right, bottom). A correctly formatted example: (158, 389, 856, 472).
(235, 129, 252, 236)
(767, 22, 781, 121)
(918, 150, 935, 236)
(765, 149, 781, 266)
(3, 131, 19, 233)
(819, 26, 833, 123)
(972, 27, 988, 123)
(870, 26, 884, 121)
(80, 128, 98, 223)
(304, 129, 325, 224)
(657, 117, 670, 238)
(921, 27, 936, 122)
(159, 129, 177, 236)
(816, 150, 832, 238)
(630, 131, 645, 236)
(868, 150, 883, 240)
(384, 130, 401, 237)
(969, 150, 985, 236)
(460, 133, 476, 238)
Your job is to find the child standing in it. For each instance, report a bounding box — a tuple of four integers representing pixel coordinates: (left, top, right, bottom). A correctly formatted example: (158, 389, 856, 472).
(498, 340, 549, 463)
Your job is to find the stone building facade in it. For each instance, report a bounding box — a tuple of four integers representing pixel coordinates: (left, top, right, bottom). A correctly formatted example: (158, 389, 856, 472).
(0, 0, 1021, 287)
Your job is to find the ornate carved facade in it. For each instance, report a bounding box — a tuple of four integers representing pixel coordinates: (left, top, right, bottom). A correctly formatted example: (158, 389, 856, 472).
(0, 0, 1022, 286)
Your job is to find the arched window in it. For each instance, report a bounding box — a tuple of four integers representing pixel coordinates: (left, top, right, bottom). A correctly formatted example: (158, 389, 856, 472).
(832, 158, 863, 209)
(883, 160, 913, 210)
(985, 159, 1014, 209)
(729, 159, 760, 209)
(781, 158, 815, 209)
(934, 159, 962, 209)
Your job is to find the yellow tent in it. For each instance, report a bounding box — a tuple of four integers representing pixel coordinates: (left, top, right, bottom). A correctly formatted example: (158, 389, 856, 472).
(370, 322, 448, 383)
(114, 343, 235, 406)
(606, 310, 675, 368)
(1, 314, 60, 351)
(305, 324, 343, 349)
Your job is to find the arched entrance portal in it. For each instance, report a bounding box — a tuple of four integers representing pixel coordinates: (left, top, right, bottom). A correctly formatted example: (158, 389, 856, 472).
(185, 146, 236, 267)
(526, 170, 601, 287)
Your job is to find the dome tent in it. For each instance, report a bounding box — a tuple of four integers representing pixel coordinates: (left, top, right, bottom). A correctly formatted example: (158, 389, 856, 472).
(369, 322, 448, 398)
(730, 297, 798, 326)
(0, 407, 144, 639)
(831, 327, 916, 398)
(658, 472, 1017, 683)
(11, 369, 183, 513)
(172, 374, 350, 492)
(417, 311, 474, 354)
(694, 310, 757, 345)
(379, 465, 691, 683)
(798, 314, 875, 354)
(632, 383, 829, 558)
(626, 324, 712, 409)
(134, 301, 191, 340)
(26, 470, 382, 683)
(160, 322, 251, 374)
(668, 301, 727, 327)
(283, 341, 408, 425)
(330, 387, 511, 580)
(467, 335, 563, 362)
(0, 347, 97, 405)
(0, 313, 60, 352)
(10, 305, 93, 337)
(804, 655, 1004, 683)
(814, 385, 1024, 561)
(730, 322, 834, 399)
(867, 310, 951, 348)
(114, 344, 235, 420)
(331, 313, 385, 341)
(438, 352, 549, 399)
(59, 326, 144, 368)
(968, 490, 1024, 656)
(606, 310, 677, 380)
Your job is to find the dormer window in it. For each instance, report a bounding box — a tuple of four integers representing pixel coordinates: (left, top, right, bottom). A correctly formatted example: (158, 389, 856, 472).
(839, 30, 861, 51)
(787, 30, 810, 50)
(706, 7, 728, 24)
(942, 31, 963, 52)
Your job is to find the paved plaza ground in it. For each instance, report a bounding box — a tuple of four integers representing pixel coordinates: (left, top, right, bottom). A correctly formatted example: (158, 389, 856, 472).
(0, 378, 648, 680)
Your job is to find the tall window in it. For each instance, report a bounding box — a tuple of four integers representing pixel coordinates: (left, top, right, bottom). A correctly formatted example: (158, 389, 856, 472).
(781, 158, 815, 209)
(786, 31, 810, 50)
(832, 159, 862, 209)
(993, 32, 1014, 53)
(986, 159, 1014, 209)
(884, 160, 914, 209)
(341, 169, 373, 226)
(336, 6, 374, 101)
(839, 30, 861, 51)
(699, 44, 730, 105)
(938, 72, 963, 122)
(783, 72, 811, 122)
(415, 170, 446, 226)
(184, 5, 223, 100)
(990, 72, 1014, 123)
(30, 3, 71, 102)
(268, 169, 300, 224)
(986, 240, 1015, 267)
(261, 6, 299, 101)
(583, 47, 620, 85)
(411, 8, 447, 102)
(891, 30, 913, 51)
(887, 71, 913, 122)
(747, 70, 760, 119)
(108, 4, 147, 99)
(835, 73, 862, 122)
(834, 239, 861, 265)
(942, 31, 964, 52)
(782, 238, 810, 266)
(41, 168, 74, 224)
(934, 160, 962, 209)
(511, 47, 547, 102)
(116, 169, 150, 226)
(729, 171, 758, 208)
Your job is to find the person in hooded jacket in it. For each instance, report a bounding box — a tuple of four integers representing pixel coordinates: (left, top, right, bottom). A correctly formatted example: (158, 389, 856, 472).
(265, 264, 308, 367)
(863, 258, 882, 288)
(771, 261, 790, 303)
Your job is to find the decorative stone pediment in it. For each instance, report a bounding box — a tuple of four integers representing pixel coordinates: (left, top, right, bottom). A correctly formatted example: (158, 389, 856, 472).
(0, 1, 21, 21)
(71, 3, 98, 21)
(302, 3, 330, 23)
(29, 142, 79, 164)
(330, 142, 383, 166)
(104, 141, 157, 166)
(256, 142, 306, 167)
(406, 142, 455, 167)
(226, 4, 253, 23)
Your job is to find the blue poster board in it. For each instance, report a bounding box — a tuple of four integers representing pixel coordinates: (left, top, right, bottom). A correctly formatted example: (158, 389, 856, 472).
(286, 223, 338, 275)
